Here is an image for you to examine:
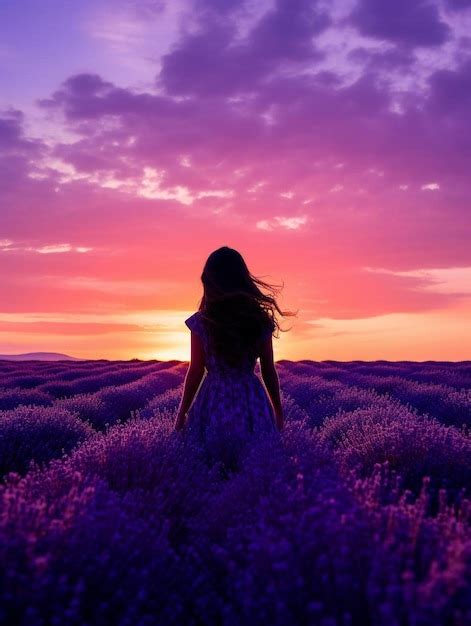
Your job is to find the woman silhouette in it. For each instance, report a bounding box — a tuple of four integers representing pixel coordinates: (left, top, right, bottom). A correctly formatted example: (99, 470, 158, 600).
(174, 246, 296, 468)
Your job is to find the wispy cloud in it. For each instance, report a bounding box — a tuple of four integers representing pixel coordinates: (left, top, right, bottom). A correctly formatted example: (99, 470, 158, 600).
(138, 167, 234, 205)
(0, 241, 93, 254)
(256, 215, 309, 231)
(83, 0, 184, 76)
(59, 276, 179, 296)
(363, 266, 471, 295)
(36, 244, 93, 254)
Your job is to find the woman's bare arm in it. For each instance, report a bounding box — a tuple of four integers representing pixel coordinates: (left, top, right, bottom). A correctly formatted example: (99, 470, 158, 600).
(174, 331, 206, 431)
(259, 335, 284, 431)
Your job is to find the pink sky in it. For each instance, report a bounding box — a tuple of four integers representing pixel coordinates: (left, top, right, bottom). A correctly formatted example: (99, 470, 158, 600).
(0, 0, 470, 361)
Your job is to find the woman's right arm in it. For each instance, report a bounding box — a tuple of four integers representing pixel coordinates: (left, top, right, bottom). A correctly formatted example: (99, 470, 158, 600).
(174, 330, 205, 431)
(259, 335, 284, 431)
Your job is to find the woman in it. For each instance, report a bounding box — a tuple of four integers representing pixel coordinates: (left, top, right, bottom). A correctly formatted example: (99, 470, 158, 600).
(174, 246, 296, 468)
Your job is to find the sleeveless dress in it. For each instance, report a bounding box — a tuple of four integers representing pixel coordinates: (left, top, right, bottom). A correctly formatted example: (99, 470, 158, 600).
(183, 311, 278, 469)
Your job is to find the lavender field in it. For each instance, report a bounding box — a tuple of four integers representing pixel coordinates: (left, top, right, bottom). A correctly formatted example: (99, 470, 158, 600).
(1, 358, 470, 626)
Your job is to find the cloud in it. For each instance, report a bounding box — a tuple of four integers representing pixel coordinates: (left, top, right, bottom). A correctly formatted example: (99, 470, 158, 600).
(427, 59, 471, 119)
(348, 0, 451, 48)
(363, 266, 471, 296)
(59, 275, 179, 296)
(0, 240, 93, 254)
(274, 215, 308, 229)
(158, 0, 331, 97)
(443, 0, 471, 11)
(0, 320, 145, 336)
(0, 109, 43, 154)
(255, 219, 272, 231)
(137, 167, 234, 205)
(300, 307, 471, 361)
(36, 244, 92, 254)
(256, 215, 308, 231)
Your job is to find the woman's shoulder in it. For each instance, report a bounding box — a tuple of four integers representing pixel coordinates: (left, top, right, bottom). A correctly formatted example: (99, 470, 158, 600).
(184, 311, 204, 334)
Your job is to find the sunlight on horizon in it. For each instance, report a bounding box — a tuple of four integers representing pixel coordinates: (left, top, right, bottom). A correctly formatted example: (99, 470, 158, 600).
(1, 299, 470, 361)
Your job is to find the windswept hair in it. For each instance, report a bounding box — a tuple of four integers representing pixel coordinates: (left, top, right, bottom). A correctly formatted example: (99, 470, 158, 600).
(197, 246, 297, 368)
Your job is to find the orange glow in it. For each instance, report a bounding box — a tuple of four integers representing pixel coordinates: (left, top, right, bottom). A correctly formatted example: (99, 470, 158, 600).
(1, 295, 470, 361)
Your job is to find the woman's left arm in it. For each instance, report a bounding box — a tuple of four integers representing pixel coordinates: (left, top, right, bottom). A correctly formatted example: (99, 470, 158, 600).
(174, 331, 206, 430)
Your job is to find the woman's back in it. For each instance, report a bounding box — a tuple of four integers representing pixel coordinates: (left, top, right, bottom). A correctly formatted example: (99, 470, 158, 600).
(181, 310, 279, 469)
(185, 310, 273, 376)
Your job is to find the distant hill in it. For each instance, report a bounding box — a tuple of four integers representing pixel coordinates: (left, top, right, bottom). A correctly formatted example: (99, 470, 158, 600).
(0, 352, 82, 361)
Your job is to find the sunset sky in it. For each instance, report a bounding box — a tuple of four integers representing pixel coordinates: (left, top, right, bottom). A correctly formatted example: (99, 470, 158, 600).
(0, 0, 470, 361)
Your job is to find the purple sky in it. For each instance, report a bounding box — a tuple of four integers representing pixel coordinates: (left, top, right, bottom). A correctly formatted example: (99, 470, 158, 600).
(0, 0, 470, 360)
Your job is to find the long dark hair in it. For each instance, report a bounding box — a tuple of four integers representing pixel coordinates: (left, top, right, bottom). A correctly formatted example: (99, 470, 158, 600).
(197, 246, 297, 367)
